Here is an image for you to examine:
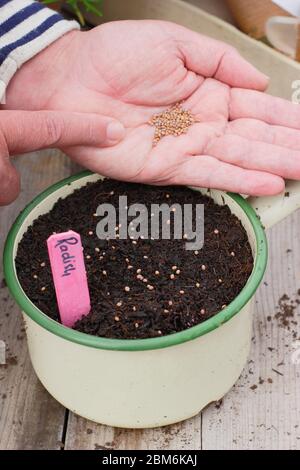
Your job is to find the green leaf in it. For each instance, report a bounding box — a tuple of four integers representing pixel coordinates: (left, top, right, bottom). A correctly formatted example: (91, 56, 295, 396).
(41, 0, 103, 21)
(41, 0, 61, 4)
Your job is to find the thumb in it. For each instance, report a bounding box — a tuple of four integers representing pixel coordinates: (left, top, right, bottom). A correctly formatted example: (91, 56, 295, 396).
(1, 110, 125, 155)
(0, 110, 125, 205)
(166, 23, 269, 91)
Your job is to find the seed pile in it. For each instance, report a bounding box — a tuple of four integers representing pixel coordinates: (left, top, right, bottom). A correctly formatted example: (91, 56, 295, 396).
(16, 179, 253, 340)
(149, 102, 196, 146)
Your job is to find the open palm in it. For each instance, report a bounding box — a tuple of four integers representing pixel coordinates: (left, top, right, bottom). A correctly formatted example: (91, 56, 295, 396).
(6, 20, 300, 195)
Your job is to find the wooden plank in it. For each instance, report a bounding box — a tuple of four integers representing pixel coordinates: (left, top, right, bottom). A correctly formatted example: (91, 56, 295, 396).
(64, 413, 201, 450)
(202, 211, 300, 450)
(0, 150, 80, 450)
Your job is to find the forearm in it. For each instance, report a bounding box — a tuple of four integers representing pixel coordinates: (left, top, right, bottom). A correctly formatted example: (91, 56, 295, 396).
(0, 0, 79, 103)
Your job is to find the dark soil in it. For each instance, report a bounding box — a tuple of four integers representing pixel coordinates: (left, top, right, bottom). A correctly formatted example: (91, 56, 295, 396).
(275, 294, 299, 331)
(16, 179, 253, 339)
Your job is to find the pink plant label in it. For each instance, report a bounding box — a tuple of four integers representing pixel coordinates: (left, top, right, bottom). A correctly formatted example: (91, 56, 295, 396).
(47, 230, 91, 327)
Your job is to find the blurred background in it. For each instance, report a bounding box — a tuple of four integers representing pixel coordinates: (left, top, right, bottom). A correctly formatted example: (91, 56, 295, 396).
(45, 0, 300, 61)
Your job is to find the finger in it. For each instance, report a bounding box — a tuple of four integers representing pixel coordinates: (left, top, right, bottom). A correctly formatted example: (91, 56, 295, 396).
(170, 155, 285, 196)
(206, 134, 300, 179)
(1, 111, 125, 155)
(65, 144, 284, 196)
(63, 126, 153, 179)
(0, 147, 20, 205)
(230, 89, 300, 129)
(166, 23, 269, 90)
(229, 118, 300, 151)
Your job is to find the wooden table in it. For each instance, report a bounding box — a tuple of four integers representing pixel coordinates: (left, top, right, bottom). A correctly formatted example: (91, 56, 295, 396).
(0, 150, 300, 450)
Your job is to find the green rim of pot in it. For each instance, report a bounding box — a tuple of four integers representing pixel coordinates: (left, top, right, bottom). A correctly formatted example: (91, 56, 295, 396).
(3, 171, 268, 352)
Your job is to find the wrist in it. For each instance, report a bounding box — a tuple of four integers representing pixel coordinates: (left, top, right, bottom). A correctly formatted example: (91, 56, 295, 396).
(2, 29, 81, 111)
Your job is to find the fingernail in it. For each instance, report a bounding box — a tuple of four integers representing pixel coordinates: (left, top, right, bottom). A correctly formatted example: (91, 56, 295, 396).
(106, 121, 125, 142)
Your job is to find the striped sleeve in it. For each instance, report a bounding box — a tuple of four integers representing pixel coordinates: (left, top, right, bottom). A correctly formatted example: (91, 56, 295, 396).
(0, 0, 79, 102)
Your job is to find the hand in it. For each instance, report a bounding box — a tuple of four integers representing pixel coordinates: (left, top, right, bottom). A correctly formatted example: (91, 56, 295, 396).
(0, 110, 124, 205)
(5, 20, 300, 196)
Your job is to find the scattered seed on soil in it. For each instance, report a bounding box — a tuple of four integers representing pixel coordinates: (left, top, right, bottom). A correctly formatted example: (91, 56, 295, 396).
(16, 179, 253, 340)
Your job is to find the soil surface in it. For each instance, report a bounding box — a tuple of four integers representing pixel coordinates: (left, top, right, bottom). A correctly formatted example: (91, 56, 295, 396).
(16, 179, 253, 339)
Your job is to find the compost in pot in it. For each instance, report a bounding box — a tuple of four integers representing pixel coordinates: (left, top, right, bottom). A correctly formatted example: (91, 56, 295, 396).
(16, 179, 253, 339)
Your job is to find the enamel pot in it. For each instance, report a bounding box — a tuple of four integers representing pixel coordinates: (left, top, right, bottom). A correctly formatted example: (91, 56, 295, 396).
(3, 172, 300, 428)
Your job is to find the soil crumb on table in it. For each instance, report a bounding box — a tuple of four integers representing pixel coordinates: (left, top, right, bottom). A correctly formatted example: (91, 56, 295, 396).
(16, 179, 253, 339)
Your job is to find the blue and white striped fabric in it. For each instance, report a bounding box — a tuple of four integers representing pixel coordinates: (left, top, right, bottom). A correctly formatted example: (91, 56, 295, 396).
(0, 0, 79, 101)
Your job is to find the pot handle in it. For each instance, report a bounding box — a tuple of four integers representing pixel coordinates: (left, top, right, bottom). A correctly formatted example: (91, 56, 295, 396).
(247, 181, 300, 230)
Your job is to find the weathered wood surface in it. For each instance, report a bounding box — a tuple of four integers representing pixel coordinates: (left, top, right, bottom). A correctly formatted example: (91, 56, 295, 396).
(202, 211, 300, 450)
(1, 150, 300, 450)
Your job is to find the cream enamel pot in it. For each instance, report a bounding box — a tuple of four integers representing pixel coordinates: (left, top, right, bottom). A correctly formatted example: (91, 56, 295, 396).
(3, 172, 300, 428)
